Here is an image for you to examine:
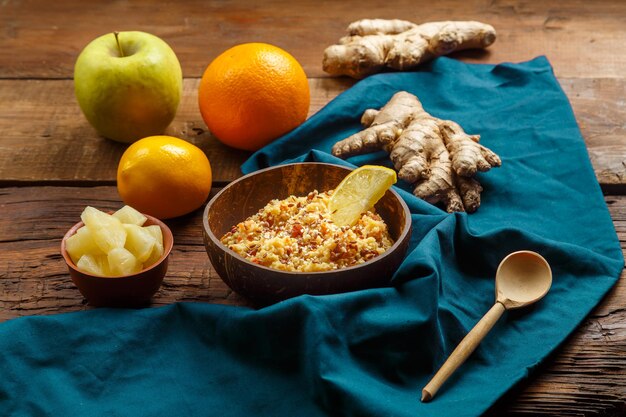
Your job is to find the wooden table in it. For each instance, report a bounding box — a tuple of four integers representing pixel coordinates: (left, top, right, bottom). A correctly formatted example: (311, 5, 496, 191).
(1, 1, 624, 415)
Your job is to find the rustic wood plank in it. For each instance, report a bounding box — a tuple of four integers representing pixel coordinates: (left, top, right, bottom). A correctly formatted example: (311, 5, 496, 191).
(0, 186, 625, 416)
(559, 79, 626, 187)
(0, 79, 247, 185)
(0, 77, 624, 188)
(1, 0, 624, 79)
(0, 78, 350, 185)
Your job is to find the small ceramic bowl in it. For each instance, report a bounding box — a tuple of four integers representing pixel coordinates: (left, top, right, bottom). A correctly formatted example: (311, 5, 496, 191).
(203, 162, 412, 304)
(61, 213, 174, 307)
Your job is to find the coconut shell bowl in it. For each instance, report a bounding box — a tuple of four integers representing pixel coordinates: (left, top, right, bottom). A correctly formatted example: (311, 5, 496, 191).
(202, 162, 412, 304)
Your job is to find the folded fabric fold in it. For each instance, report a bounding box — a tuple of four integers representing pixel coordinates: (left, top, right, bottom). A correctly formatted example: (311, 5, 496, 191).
(0, 56, 622, 417)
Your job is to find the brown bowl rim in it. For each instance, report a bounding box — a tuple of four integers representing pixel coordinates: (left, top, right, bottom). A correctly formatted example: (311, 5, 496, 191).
(61, 212, 174, 280)
(202, 162, 412, 276)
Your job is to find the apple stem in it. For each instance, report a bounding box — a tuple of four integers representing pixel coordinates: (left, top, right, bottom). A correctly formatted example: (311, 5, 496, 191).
(113, 31, 125, 57)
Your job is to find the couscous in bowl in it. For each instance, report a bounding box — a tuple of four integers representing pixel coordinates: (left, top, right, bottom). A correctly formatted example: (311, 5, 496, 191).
(202, 163, 412, 304)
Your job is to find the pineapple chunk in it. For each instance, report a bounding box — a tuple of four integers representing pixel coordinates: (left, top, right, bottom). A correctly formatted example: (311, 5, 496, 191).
(65, 226, 104, 264)
(144, 225, 163, 246)
(142, 225, 164, 267)
(76, 254, 111, 276)
(144, 241, 164, 268)
(108, 248, 141, 276)
(81, 206, 126, 253)
(124, 224, 156, 263)
(113, 205, 147, 226)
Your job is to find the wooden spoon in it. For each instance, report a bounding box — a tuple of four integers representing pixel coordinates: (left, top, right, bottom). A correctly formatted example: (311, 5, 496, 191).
(421, 250, 552, 402)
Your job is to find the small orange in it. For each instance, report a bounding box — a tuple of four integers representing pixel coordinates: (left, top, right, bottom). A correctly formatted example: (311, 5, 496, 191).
(198, 43, 310, 151)
(117, 136, 212, 219)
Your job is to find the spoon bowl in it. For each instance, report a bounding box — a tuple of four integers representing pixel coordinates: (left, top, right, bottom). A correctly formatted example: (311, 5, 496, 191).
(496, 251, 552, 309)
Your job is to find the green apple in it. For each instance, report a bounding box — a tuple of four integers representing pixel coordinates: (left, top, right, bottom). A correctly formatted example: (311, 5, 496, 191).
(74, 31, 182, 143)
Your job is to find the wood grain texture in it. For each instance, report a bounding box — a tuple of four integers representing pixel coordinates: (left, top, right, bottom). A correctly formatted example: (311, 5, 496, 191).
(559, 78, 626, 187)
(0, 77, 624, 187)
(0, 186, 624, 416)
(1, 0, 624, 79)
(0, 78, 348, 185)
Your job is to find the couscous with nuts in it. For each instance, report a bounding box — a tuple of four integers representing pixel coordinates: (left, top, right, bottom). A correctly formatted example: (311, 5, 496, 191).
(220, 190, 394, 272)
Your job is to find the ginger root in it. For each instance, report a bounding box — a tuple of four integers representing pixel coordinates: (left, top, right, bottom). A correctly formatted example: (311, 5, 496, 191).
(323, 19, 496, 79)
(331, 92, 501, 213)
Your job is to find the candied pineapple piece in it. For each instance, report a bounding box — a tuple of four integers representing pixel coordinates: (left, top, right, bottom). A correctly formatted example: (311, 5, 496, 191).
(142, 225, 165, 267)
(144, 225, 163, 246)
(65, 226, 104, 264)
(108, 248, 141, 276)
(76, 254, 111, 276)
(124, 224, 156, 263)
(143, 241, 164, 268)
(113, 205, 147, 226)
(81, 206, 126, 253)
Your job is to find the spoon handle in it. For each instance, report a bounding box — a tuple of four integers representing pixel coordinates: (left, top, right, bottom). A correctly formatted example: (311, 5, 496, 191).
(422, 301, 506, 402)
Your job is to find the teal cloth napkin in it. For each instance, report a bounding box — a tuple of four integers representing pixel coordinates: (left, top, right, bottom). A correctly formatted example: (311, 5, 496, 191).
(0, 57, 622, 416)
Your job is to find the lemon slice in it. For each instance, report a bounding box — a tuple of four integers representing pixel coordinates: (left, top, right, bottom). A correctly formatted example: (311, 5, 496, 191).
(329, 165, 397, 226)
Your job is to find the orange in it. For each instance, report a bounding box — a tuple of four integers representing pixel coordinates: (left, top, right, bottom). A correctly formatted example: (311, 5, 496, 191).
(198, 43, 310, 151)
(117, 136, 212, 219)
